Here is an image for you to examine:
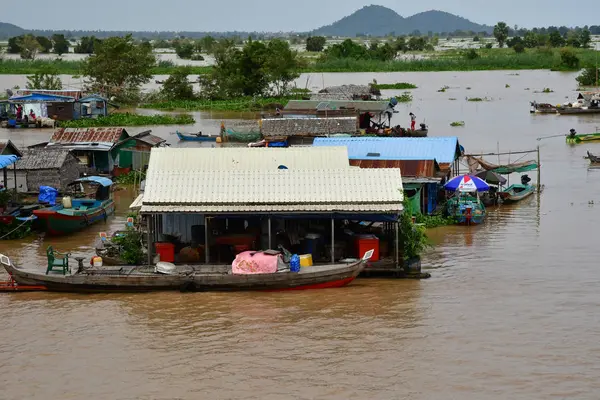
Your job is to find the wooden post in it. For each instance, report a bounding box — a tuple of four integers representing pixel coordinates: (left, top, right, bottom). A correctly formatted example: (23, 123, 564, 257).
(330, 217, 335, 264)
(204, 216, 209, 264)
(537, 145, 541, 193)
(12, 163, 17, 200)
(395, 220, 400, 269)
(268, 216, 272, 250)
(146, 214, 153, 266)
(2, 167, 7, 190)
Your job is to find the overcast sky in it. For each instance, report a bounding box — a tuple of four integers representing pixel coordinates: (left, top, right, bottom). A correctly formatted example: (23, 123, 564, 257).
(6, 1, 597, 31)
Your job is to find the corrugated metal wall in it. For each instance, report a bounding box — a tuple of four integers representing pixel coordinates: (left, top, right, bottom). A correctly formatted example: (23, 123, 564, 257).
(161, 214, 205, 243)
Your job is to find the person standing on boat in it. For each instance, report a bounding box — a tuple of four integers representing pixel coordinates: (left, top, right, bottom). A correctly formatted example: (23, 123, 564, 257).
(409, 112, 416, 130)
(16, 105, 23, 121)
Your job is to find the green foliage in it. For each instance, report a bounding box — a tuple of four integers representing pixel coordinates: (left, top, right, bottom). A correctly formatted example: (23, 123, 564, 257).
(450, 121, 465, 126)
(0, 218, 32, 240)
(321, 38, 398, 62)
(83, 34, 156, 102)
(174, 40, 196, 59)
(199, 36, 217, 54)
(548, 31, 565, 47)
(112, 227, 144, 264)
(513, 42, 526, 53)
(306, 36, 326, 52)
(493, 22, 509, 47)
(7, 37, 20, 54)
(371, 82, 417, 90)
(26, 68, 63, 90)
(199, 38, 300, 98)
(52, 34, 69, 55)
(17, 35, 42, 60)
(579, 28, 592, 48)
(142, 96, 290, 112)
(35, 36, 53, 53)
(484, 43, 493, 49)
(161, 67, 195, 100)
(58, 112, 194, 127)
(0, 190, 12, 207)
(415, 214, 457, 228)
(542, 87, 554, 93)
(396, 92, 413, 102)
(576, 67, 600, 86)
(115, 170, 146, 185)
(74, 36, 101, 54)
(463, 49, 479, 60)
(468, 97, 484, 101)
(560, 48, 579, 69)
(399, 198, 430, 261)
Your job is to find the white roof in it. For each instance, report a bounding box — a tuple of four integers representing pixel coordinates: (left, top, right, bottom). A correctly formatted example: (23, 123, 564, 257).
(140, 169, 404, 214)
(146, 146, 351, 171)
(129, 194, 144, 210)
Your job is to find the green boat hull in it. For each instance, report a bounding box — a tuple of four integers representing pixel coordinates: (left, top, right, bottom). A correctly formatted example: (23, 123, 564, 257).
(498, 184, 534, 203)
(566, 132, 600, 144)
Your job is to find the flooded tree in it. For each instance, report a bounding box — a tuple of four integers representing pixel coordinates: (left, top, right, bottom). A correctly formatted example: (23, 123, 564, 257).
(493, 22, 509, 48)
(161, 67, 195, 100)
(26, 68, 63, 90)
(35, 36, 53, 53)
(306, 36, 326, 52)
(83, 35, 156, 102)
(52, 34, 69, 55)
(17, 35, 42, 60)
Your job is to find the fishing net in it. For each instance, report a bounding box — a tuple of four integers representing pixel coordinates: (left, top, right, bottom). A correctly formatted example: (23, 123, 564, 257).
(223, 128, 262, 142)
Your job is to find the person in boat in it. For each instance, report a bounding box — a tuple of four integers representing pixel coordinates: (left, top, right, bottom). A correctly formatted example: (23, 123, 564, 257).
(521, 175, 532, 185)
(569, 129, 577, 138)
(409, 112, 416, 131)
(29, 109, 36, 120)
(16, 105, 23, 121)
(194, 131, 203, 137)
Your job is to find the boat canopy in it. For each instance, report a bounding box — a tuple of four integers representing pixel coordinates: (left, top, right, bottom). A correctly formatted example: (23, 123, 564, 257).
(72, 176, 114, 187)
(0, 155, 19, 169)
(466, 155, 538, 174)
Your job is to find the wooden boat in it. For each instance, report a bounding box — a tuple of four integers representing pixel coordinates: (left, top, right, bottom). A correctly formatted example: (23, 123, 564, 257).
(0, 254, 368, 293)
(33, 176, 115, 236)
(498, 184, 534, 203)
(176, 130, 217, 142)
(585, 151, 600, 166)
(565, 131, 600, 144)
(530, 102, 557, 114)
(557, 106, 600, 115)
(446, 194, 486, 225)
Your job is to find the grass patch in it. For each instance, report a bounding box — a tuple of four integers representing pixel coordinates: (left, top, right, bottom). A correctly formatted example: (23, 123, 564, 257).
(372, 82, 417, 89)
(141, 97, 290, 112)
(289, 88, 311, 94)
(450, 121, 465, 126)
(467, 97, 484, 102)
(396, 92, 413, 102)
(308, 47, 600, 72)
(438, 85, 449, 92)
(58, 112, 194, 128)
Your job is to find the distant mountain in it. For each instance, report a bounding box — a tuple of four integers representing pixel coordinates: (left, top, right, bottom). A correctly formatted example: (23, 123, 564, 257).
(312, 5, 492, 36)
(0, 22, 25, 39)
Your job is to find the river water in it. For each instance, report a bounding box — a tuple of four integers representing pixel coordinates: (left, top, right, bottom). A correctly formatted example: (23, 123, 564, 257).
(1, 70, 600, 399)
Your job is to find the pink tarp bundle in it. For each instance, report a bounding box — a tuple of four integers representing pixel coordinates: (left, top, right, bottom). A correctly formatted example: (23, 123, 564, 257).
(232, 251, 280, 275)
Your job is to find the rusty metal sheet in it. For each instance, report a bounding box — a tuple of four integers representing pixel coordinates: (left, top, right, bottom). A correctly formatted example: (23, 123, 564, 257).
(350, 159, 438, 177)
(51, 128, 126, 144)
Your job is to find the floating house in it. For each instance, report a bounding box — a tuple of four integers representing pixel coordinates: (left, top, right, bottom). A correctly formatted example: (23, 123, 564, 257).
(47, 127, 131, 174)
(115, 130, 168, 174)
(260, 116, 358, 144)
(310, 85, 381, 101)
(132, 147, 405, 271)
(0, 141, 23, 190)
(313, 137, 464, 215)
(8, 148, 80, 193)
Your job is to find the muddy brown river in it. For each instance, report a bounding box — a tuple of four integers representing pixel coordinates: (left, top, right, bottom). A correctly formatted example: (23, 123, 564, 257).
(1, 70, 600, 399)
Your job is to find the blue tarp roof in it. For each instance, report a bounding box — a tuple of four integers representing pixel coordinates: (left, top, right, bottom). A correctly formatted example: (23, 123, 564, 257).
(0, 155, 19, 168)
(313, 137, 462, 163)
(73, 176, 114, 187)
(9, 93, 75, 102)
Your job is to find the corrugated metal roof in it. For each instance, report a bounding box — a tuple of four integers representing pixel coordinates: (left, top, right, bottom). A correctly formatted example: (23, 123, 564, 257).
(51, 128, 127, 145)
(141, 168, 403, 214)
(0, 140, 23, 157)
(313, 137, 461, 163)
(146, 147, 352, 171)
(261, 117, 357, 137)
(9, 93, 75, 102)
(349, 159, 440, 178)
(285, 100, 389, 112)
(15, 148, 75, 170)
(129, 194, 144, 210)
(132, 131, 165, 146)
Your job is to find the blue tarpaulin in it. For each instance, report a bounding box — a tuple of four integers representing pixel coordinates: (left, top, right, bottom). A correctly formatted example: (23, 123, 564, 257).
(0, 155, 19, 169)
(38, 186, 58, 205)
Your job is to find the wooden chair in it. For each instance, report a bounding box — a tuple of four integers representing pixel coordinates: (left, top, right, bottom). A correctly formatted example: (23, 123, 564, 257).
(46, 246, 71, 275)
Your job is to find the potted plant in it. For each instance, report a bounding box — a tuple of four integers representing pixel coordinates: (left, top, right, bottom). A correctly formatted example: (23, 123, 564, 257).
(0, 190, 12, 214)
(398, 198, 430, 273)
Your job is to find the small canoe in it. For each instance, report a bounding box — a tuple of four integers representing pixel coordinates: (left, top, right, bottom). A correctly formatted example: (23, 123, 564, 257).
(566, 132, 600, 144)
(0, 255, 368, 293)
(498, 184, 535, 203)
(33, 176, 115, 236)
(558, 107, 600, 115)
(176, 131, 217, 142)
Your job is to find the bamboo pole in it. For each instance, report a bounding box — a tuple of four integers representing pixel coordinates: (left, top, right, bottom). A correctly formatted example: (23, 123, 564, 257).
(537, 146, 541, 193)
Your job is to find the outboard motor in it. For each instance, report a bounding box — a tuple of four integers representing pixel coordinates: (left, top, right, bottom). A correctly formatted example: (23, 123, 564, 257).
(521, 175, 532, 185)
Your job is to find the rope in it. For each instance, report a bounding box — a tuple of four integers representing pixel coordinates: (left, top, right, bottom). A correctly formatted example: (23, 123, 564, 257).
(0, 217, 33, 240)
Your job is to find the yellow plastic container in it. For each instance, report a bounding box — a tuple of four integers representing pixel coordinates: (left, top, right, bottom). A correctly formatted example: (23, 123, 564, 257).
(92, 256, 103, 267)
(300, 254, 313, 267)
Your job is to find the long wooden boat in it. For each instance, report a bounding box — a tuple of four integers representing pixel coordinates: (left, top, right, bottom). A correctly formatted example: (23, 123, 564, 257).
(0, 255, 367, 293)
(176, 130, 217, 142)
(566, 132, 600, 144)
(530, 102, 557, 114)
(557, 107, 600, 115)
(446, 195, 486, 225)
(33, 176, 115, 236)
(498, 184, 535, 203)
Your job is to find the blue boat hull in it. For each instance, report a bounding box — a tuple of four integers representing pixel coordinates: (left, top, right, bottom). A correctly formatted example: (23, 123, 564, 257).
(176, 131, 217, 142)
